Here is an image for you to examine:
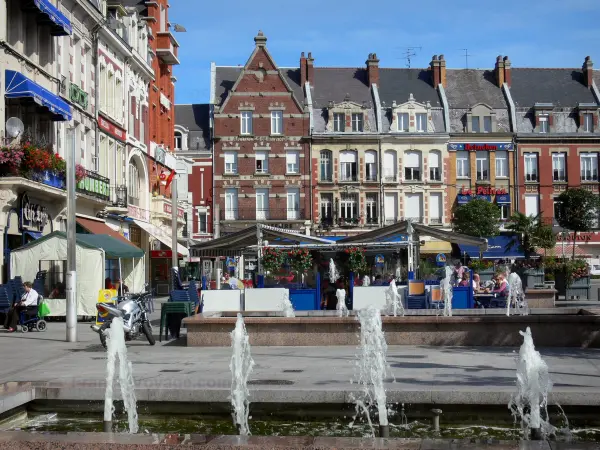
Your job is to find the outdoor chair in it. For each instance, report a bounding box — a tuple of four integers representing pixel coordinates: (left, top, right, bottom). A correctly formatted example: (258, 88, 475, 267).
(169, 289, 190, 302)
(160, 301, 194, 342)
(171, 268, 189, 291)
(429, 286, 444, 310)
(406, 280, 428, 309)
(9, 277, 24, 303)
(0, 286, 11, 316)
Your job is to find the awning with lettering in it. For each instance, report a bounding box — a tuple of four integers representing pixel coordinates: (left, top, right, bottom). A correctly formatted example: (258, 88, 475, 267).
(457, 194, 491, 204)
(132, 219, 189, 257)
(496, 194, 511, 204)
(26, 0, 72, 36)
(458, 235, 524, 259)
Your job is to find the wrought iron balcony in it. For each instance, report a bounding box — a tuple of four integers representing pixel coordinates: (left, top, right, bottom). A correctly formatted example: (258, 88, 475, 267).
(76, 170, 110, 202)
(220, 208, 305, 221)
(111, 185, 127, 207)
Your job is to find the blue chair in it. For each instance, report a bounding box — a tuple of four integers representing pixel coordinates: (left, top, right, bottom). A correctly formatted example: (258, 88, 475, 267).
(406, 280, 428, 309)
(188, 280, 200, 310)
(0, 286, 11, 316)
(171, 268, 189, 291)
(169, 289, 190, 302)
(9, 277, 24, 303)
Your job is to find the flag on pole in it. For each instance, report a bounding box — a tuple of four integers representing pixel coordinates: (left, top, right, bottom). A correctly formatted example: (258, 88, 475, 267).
(165, 169, 175, 190)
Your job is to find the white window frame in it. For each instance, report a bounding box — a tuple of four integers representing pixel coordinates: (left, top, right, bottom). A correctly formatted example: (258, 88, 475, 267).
(383, 150, 397, 182)
(365, 151, 377, 181)
(499, 204, 510, 221)
(524, 153, 539, 182)
(404, 151, 421, 181)
(525, 194, 539, 219)
(416, 113, 427, 132)
(240, 111, 253, 135)
(255, 151, 268, 173)
(224, 151, 238, 174)
(351, 113, 363, 132)
(583, 113, 594, 132)
(476, 151, 489, 181)
(174, 131, 182, 150)
(320, 150, 332, 181)
(539, 115, 549, 133)
(198, 210, 208, 233)
(340, 193, 358, 220)
(495, 151, 508, 178)
(366, 193, 378, 224)
(271, 110, 283, 135)
(552, 153, 566, 182)
(429, 151, 441, 181)
(225, 189, 238, 220)
(472, 116, 480, 133)
(483, 116, 492, 133)
(286, 151, 299, 174)
(256, 188, 269, 220)
(287, 188, 300, 220)
(320, 193, 333, 222)
(397, 113, 409, 132)
(429, 193, 443, 224)
(333, 113, 345, 132)
(456, 151, 470, 178)
(339, 151, 357, 182)
(580, 153, 599, 182)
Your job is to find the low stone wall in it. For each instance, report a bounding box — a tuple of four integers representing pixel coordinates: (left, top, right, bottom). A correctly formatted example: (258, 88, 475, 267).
(525, 288, 556, 308)
(184, 311, 600, 348)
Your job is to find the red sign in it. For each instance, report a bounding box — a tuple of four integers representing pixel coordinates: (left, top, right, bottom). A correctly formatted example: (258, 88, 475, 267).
(556, 233, 593, 242)
(460, 187, 507, 196)
(98, 114, 127, 142)
(464, 144, 498, 151)
(151, 250, 173, 258)
(163, 203, 185, 219)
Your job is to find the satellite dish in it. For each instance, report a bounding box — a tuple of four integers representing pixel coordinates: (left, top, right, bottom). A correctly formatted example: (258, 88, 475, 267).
(6, 117, 24, 138)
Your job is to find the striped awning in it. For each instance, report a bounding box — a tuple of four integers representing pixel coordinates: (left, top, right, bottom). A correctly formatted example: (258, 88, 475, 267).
(537, 244, 594, 258)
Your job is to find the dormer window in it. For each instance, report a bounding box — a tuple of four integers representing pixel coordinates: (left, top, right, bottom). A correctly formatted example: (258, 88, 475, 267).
(416, 113, 427, 132)
(539, 114, 549, 133)
(472, 116, 480, 133)
(333, 113, 345, 132)
(583, 113, 594, 132)
(351, 113, 363, 132)
(483, 116, 492, 133)
(467, 104, 495, 133)
(397, 113, 409, 132)
(534, 103, 553, 133)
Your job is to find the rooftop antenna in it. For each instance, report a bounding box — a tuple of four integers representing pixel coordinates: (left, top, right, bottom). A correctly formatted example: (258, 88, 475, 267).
(402, 47, 422, 68)
(460, 49, 472, 69)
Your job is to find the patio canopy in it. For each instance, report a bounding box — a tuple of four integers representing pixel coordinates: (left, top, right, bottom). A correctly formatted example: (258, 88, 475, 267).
(337, 221, 488, 250)
(190, 224, 335, 257)
(458, 235, 524, 259)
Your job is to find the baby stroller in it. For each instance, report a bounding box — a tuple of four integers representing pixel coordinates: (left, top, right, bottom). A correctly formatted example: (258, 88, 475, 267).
(18, 295, 47, 333)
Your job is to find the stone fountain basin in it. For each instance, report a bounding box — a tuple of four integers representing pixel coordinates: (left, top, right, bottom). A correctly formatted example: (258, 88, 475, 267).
(183, 308, 600, 347)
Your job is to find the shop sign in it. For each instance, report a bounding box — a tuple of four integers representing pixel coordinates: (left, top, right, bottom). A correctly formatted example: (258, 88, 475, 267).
(374, 254, 384, 268)
(460, 187, 507, 196)
(76, 171, 110, 201)
(435, 253, 447, 267)
(155, 146, 166, 164)
(557, 233, 593, 242)
(151, 250, 173, 258)
(163, 202, 185, 219)
(98, 114, 126, 142)
(448, 143, 513, 151)
(127, 204, 150, 222)
(21, 193, 48, 230)
(226, 257, 237, 268)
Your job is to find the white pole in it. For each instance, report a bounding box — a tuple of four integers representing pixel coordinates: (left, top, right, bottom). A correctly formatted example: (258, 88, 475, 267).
(118, 257, 122, 294)
(171, 175, 178, 270)
(66, 127, 77, 342)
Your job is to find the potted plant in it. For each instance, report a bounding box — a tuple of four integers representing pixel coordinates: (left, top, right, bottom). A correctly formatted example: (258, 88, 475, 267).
(467, 259, 495, 282)
(549, 258, 591, 299)
(343, 247, 367, 277)
(0, 145, 24, 176)
(288, 248, 313, 278)
(261, 247, 285, 279)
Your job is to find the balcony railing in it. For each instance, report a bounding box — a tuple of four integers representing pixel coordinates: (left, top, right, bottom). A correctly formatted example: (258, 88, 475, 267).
(110, 185, 127, 208)
(429, 217, 443, 225)
(156, 31, 180, 65)
(385, 216, 425, 225)
(382, 174, 397, 183)
(76, 170, 110, 202)
(339, 175, 358, 182)
(221, 208, 305, 221)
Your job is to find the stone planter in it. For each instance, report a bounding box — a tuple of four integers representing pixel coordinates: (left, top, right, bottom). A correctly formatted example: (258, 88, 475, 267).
(554, 273, 591, 300)
(523, 269, 545, 289)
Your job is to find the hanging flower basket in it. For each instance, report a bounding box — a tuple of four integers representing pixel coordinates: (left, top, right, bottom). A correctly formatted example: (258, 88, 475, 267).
(344, 247, 367, 275)
(261, 247, 285, 275)
(288, 248, 313, 274)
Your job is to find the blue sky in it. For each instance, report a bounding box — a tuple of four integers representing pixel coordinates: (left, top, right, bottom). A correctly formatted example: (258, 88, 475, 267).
(170, 0, 600, 104)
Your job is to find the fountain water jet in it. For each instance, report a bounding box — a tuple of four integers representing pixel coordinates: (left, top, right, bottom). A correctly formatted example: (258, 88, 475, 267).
(329, 258, 339, 283)
(336, 288, 349, 317)
(103, 317, 138, 434)
(441, 266, 453, 317)
(509, 327, 554, 440)
(230, 314, 255, 436)
(279, 291, 295, 317)
(384, 280, 404, 317)
(507, 271, 527, 316)
(350, 305, 392, 437)
(362, 275, 370, 287)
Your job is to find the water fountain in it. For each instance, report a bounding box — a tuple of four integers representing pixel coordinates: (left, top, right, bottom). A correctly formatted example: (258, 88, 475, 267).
(336, 288, 349, 317)
(279, 290, 295, 317)
(362, 275, 370, 287)
(103, 317, 138, 434)
(509, 327, 553, 440)
(384, 280, 404, 317)
(329, 258, 339, 283)
(507, 271, 527, 317)
(230, 314, 255, 436)
(350, 305, 391, 437)
(441, 266, 453, 317)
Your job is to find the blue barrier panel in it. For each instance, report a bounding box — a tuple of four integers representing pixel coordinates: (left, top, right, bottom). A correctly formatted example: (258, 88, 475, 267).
(257, 275, 264, 288)
(289, 289, 317, 310)
(452, 286, 474, 309)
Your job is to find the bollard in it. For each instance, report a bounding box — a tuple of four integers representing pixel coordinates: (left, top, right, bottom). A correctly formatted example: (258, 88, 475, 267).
(379, 424, 389, 438)
(431, 408, 442, 432)
(103, 421, 112, 433)
(530, 428, 542, 440)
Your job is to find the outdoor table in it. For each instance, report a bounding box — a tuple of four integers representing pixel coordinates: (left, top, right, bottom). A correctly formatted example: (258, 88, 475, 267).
(474, 293, 494, 308)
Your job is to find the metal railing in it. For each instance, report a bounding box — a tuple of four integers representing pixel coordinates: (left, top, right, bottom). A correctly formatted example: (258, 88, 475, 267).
(384, 217, 425, 225)
(75, 170, 110, 202)
(111, 185, 127, 207)
(339, 174, 358, 182)
(220, 208, 305, 221)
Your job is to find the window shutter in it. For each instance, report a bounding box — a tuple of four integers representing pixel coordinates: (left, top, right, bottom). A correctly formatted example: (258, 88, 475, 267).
(340, 151, 357, 163)
(429, 193, 441, 219)
(255, 152, 266, 160)
(133, 97, 140, 140)
(404, 151, 420, 168)
(143, 105, 149, 145)
(429, 151, 440, 168)
(365, 152, 376, 164)
(225, 152, 235, 164)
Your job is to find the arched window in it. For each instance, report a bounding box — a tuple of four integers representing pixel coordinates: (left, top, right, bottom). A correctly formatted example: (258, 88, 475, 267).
(383, 150, 397, 182)
(174, 131, 182, 150)
(365, 150, 377, 181)
(404, 151, 421, 181)
(429, 150, 441, 181)
(320, 150, 332, 181)
(128, 162, 140, 206)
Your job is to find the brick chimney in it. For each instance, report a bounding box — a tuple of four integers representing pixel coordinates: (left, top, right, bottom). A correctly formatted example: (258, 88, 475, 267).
(503, 56, 511, 87)
(495, 56, 505, 87)
(300, 52, 307, 86)
(306, 52, 314, 85)
(366, 53, 380, 87)
(254, 30, 267, 47)
(583, 56, 593, 87)
(430, 55, 440, 87)
(439, 54, 446, 87)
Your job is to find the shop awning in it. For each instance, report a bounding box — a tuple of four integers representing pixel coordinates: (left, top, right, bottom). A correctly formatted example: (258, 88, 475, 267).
(23, 230, 42, 240)
(458, 235, 524, 259)
(496, 194, 511, 204)
(76, 217, 134, 246)
(132, 219, 189, 257)
(420, 240, 452, 254)
(5, 70, 72, 121)
(457, 194, 492, 204)
(75, 234, 144, 259)
(537, 244, 594, 258)
(26, 0, 72, 36)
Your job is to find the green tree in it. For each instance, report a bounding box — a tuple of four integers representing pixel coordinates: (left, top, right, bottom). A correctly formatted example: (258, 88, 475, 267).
(531, 223, 556, 258)
(452, 199, 501, 237)
(506, 212, 539, 257)
(555, 188, 600, 259)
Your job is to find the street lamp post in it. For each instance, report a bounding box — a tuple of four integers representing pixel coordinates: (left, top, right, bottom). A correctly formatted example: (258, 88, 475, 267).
(171, 175, 178, 271)
(66, 127, 77, 342)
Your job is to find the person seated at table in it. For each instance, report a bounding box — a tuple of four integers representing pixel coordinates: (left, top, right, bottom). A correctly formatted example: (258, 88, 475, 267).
(492, 274, 508, 296)
(452, 261, 465, 286)
(472, 273, 482, 292)
(5, 282, 39, 332)
(458, 272, 470, 287)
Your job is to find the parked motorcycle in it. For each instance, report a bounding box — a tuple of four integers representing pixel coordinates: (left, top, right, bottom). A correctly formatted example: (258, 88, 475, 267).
(91, 289, 155, 349)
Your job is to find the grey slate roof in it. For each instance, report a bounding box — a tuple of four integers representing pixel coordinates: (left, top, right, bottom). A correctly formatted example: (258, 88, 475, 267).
(213, 66, 303, 108)
(175, 104, 211, 152)
(445, 70, 507, 109)
(311, 68, 373, 107)
(510, 69, 597, 107)
(377, 69, 440, 107)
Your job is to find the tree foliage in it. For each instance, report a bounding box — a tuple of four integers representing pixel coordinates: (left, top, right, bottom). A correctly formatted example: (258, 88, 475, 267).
(531, 224, 556, 256)
(452, 199, 501, 237)
(555, 188, 600, 233)
(506, 212, 556, 257)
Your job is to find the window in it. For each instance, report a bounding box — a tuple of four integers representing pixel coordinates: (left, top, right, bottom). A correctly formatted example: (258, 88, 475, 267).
(499, 204, 510, 221)
(225, 189, 238, 220)
(580, 153, 598, 181)
(484, 116, 492, 133)
(525, 194, 539, 219)
(583, 113, 594, 132)
(128, 163, 139, 205)
(286, 151, 299, 174)
(429, 151, 441, 181)
(271, 111, 283, 135)
(333, 113, 345, 132)
(472, 116, 480, 133)
(320, 194, 333, 225)
(539, 115, 549, 133)
(366, 193, 378, 224)
(255, 151, 268, 173)
(456, 151, 470, 178)
(553, 199, 562, 225)
(404, 151, 421, 181)
(339, 151, 357, 181)
(416, 113, 427, 132)
(552, 153, 566, 181)
(320, 150, 332, 181)
(383, 150, 397, 182)
(351, 113, 363, 132)
(287, 188, 299, 220)
(365, 151, 377, 181)
(476, 151, 489, 180)
(174, 131, 182, 150)
(495, 151, 508, 178)
(397, 113, 409, 132)
(405, 193, 423, 222)
(429, 193, 442, 225)
(241, 111, 253, 135)
(340, 193, 358, 222)
(524, 153, 538, 181)
(256, 188, 268, 220)
(224, 151, 238, 174)
(384, 193, 398, 224)
(198, 211, 208, 233)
